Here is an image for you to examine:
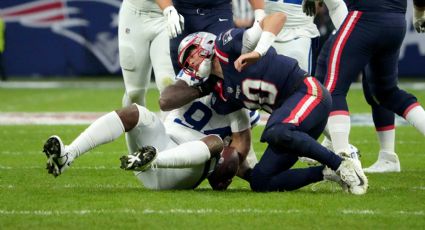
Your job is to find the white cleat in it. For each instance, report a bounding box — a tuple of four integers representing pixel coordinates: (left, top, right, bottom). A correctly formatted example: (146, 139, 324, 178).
(363, 151, 400, 173)
(322, 166, 348, 192)
(336, 157, 368, 195)
(42, 135, 73, 177)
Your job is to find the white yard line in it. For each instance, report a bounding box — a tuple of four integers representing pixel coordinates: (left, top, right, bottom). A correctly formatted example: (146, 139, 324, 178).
(0, 112, 410, 126)
(0, 208, 423, 216)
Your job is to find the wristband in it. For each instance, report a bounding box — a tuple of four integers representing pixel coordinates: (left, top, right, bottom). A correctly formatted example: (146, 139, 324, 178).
(254, 31, 276, 57)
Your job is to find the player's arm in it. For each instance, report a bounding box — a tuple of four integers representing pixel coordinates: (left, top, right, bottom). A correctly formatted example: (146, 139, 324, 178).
(414, 0, 425, 33)
(235, 12, 286, 72)
(155, 0, 184, 38)
(248, 0, 266, 23)
(159, 80, 200, 111)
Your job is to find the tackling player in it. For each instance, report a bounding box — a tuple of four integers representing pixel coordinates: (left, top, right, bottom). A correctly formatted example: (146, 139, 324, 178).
(176, 13, 368, 194)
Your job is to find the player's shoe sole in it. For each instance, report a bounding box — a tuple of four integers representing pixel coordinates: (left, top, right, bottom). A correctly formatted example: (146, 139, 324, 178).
(43, 135, 70, 177)
(120, 146, 157, 171)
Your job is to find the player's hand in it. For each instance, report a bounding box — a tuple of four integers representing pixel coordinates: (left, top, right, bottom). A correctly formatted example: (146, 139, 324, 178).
(191, 74, 221, 97)
(163, 6, 184, 38)
(413, 7, 425, 33)
(234, 51, 261, 72)
(254, 9, 266, 24)
(302, 0, 318, 17)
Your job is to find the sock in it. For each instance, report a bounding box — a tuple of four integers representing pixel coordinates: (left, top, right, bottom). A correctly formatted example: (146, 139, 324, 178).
(404, 104, 425, 136)
(328, 113, 351, 155)
(376, 128, 395, 153)
(67, 111, 125, 158)
(154, 140, 210, 168)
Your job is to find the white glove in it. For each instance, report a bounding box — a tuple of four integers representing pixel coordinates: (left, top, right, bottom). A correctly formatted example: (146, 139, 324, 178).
(163, 5, 184, 38)
(413, 7, 425, 33)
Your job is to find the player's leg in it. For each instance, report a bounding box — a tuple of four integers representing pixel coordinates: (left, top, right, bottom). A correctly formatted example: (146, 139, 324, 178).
(42, 104, 150, 176)
(365, 28, 425, 136)
(132, 135, 223, 190)
(151, 25, 175, 93)
(250, 145, 326, 192)
(361, 68, 400, 173)
(119, 3, 153, 107)
(325, 12, 371, 155)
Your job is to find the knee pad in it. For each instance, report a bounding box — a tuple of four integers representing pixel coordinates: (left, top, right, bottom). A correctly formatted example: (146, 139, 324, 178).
(119, 45, 136, 71)
(261, 123, 295, 146)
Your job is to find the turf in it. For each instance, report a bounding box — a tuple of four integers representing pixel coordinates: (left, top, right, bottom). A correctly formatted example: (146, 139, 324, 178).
(1, 82, 425, 229)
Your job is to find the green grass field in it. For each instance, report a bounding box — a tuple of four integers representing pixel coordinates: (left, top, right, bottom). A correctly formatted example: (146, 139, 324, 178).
(1, 81, 425, 229)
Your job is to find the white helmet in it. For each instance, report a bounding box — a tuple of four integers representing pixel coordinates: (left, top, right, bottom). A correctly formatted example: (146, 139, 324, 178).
(177, 32, 217, 81)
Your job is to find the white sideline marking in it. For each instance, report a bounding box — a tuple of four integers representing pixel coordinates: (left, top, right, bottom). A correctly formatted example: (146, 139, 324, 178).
(0, 112, 410, 126)
(0, 208, 423, 216)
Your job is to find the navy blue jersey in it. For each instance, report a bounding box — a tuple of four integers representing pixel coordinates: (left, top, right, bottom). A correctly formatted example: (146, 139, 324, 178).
(344, 0, 406, 13)
(212, 28, 308, 114)
(174, 0, 231, 9)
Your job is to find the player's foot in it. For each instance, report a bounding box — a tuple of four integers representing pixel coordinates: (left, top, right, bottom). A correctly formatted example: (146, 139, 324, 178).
(336, 157, 368, 195)
(43, 135, 73, 177)
(338, 145, 362, 168)
(363, 151, 400, 173)
(322, 166, 348, 192)
(120, 146, 157, 171)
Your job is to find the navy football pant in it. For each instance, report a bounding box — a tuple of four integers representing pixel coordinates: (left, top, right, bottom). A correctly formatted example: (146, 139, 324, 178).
(315, 31, 395, 129)
(251, 77, 342, 192)
(324, 11, 417, 117)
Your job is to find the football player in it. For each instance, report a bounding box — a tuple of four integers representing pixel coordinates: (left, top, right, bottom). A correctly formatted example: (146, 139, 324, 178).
(154, 0, 266, 74)
(176, 13, 368, 194)
(42, 72, 257, 191)
(317, 0, 425, 173)
(118, 0, 175, 107)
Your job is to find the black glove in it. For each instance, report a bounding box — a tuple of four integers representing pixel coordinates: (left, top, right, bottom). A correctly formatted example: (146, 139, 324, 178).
(191, 75, 221, 97)
(302, 0, 317, 17)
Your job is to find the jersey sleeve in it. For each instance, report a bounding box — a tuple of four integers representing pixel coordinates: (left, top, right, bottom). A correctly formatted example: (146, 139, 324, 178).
(228, 108, 251, 133)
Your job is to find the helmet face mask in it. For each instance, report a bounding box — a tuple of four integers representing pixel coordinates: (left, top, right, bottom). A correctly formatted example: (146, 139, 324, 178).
(178, 32, 217, 81)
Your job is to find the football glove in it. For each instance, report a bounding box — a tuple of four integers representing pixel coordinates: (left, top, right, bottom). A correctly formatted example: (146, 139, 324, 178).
(413, 7, 425, 33)
(302, 0, 316, 16)
(191, 74, 221, 97)
(163, 5, 184, 38)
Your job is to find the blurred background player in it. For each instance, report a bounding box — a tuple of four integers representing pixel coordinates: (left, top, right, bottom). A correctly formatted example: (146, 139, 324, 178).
(232, 0, 255, 28)
(118, 0, 175, 107)
(154, 0, 266, 74)
(323, 0, 425, 170)
(303, 0, 400, 173)
(0, 16, 6, 81)
(176, 12, 368, 194)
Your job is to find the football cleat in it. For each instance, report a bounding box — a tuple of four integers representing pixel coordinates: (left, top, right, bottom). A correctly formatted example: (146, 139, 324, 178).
(120, 146, 157, 171)
(322, 166, 348, 192)
(363, 151, 400, 173)
(43, 135, 73, 177)
(336, 157, 368, 195)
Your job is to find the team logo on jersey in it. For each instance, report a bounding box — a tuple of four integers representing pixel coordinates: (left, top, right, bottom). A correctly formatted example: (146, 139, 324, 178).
(226, 87, 233, 94)
(0, 0, 120, 73)
(222, 29, 233, 46)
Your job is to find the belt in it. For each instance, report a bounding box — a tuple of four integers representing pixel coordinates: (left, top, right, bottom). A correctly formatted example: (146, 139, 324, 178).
(268, 0, 303, 5)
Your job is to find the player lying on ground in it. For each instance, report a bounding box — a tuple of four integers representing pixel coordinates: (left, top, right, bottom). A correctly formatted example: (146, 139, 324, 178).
(42, 72, 256, 190)
(176, 12, 368, 194)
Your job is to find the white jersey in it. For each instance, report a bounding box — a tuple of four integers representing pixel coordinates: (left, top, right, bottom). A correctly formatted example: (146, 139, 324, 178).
(164, 70, 259, 144)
